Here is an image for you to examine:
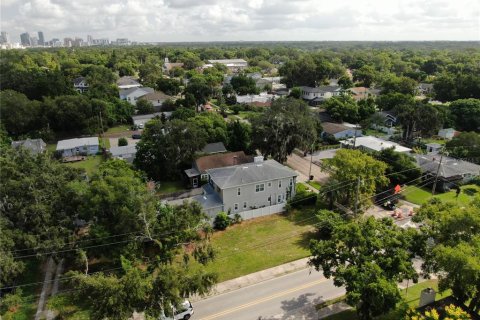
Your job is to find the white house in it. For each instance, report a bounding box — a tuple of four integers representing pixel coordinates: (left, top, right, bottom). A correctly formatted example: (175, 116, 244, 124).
(341, 136, 412, 153)
(117, 76, 142, 89)
(138, 91, 172, 109)
(300, 86, 343, 104)
(438, 128, 457, 140)
(56, 137, 99, 157)
(205, 59, 248, 71)
(321, 122, 362, 140)
(119, 87, 154, 105)
(132, 112, 172, 127)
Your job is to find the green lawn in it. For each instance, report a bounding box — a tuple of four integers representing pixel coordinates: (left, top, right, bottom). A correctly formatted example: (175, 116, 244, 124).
(46, 144, 57, 153)
(201, 207, 318, 282)
(156, 181, 186, 194)
(363, 129, 388, 137)
(307, 181, 322, 190)
(323, 280, 451, 320)
(105, 124, 131, 134)
(100, 137, 110, 149)
(404, 184, 480, 206)
(64, 155, 104, 176)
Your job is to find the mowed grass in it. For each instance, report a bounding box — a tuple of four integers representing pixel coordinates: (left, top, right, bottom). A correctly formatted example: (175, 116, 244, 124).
(404, 184, 480, 206)
(64, 155, 104, 176)
(323, 279, 451, 320)
(307, 181, 322, 190)
(203, 207, 318, 282)
(105, 124, 131, 134)
(156, 180, 186, 194)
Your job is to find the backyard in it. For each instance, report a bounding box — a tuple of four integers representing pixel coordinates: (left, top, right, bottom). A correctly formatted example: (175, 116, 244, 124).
(201, 206, 318, 282)
(404, 184, 480, 206)
(64, 155, 104, 176)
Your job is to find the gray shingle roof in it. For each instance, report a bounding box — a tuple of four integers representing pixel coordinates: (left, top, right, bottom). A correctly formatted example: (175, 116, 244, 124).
(56, 137, 99, 151)
(300, 86, 341, 93)
(11, 138, 46, 154)
(201, 142, 227, 154)
(191, 184, 223, 210)
(109, 145, 137, 157)
(116, 76, 141, 86)
(207, 159, 297, 189)
(415, 154, 480, 179)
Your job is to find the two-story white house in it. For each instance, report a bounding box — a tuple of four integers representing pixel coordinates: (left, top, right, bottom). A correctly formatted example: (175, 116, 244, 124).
(190, 158, 297, 218)
(56, 137, 99, 157)
(73, 77, 89, 93)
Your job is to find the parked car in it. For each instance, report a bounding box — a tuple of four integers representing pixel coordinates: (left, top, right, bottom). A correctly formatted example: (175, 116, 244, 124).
(159, 300, 194, 320)
(132, 134, 142, 139)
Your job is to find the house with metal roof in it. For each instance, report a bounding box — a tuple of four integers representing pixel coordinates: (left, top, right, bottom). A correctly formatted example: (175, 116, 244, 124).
(341, 136, 412, 153)
(56, 137, 99, 157)
(11, 138, 46, 154)
(197, 158, 297, 217)
(321, 122, 362, 140)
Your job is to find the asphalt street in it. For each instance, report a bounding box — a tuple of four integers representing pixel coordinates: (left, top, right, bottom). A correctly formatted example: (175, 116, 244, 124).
(193, 268, 345, 320)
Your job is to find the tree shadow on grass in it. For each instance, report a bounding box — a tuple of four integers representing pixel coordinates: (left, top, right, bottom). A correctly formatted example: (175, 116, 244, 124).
(294, 229, 317, 250)
(283, 205, 319, 227)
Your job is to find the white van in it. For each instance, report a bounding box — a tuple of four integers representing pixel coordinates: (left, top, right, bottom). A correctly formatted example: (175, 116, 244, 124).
(160, 300, 194, 320)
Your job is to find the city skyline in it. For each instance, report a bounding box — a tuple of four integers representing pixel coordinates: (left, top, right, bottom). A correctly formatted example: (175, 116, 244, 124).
(1, 0, 479, 43)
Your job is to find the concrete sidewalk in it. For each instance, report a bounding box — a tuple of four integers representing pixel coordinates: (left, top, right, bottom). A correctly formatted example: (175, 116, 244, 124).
(191, 257, 311, 302)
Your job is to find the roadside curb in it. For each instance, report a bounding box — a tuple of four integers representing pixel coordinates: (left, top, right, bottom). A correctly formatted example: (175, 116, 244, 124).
(190, 257, 311, 302)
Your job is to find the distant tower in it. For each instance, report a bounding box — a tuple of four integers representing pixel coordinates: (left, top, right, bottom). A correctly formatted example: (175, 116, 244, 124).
(87, 35, 93, 46)
(20, 32, 31, 46)
(38, 31, 45, 46)
(0, 31, 10, 44)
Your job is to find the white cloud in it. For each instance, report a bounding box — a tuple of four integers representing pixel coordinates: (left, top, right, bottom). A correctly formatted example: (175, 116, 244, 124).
(1, 0, 478, 42)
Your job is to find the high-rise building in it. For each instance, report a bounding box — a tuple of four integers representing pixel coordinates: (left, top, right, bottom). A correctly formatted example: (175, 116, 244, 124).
(30, 36, 38, 47)
(87, 35, 93, 46)
(0, 31, 10, 44)
(64, 37, 73, 47)
(38, 31, 45, 46)
(20, 32, 31, 46)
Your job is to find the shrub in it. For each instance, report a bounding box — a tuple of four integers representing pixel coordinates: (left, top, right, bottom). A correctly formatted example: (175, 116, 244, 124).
(118, 137, 128, 146)
(232, 213, 243, 224)
(213, 212, 231, 230)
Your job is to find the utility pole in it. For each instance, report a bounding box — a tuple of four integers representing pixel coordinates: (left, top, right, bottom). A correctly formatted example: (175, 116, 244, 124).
(431, 149, 445, 195)
(352, 124, 359, 148)
(354, 177, 361, 215)
(99, 111, 105, 148)
(308, 143, 314, 181)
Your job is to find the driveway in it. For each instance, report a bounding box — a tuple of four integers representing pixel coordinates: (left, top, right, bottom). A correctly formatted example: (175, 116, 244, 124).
(287, 153, 329, 183)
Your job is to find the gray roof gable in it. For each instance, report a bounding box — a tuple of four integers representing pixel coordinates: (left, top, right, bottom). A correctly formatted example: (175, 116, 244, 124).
(201, 142, 227, 154)
(11, 138, 46, 154)
(207, 159, 297, 189)
(415, 154, 480, 179)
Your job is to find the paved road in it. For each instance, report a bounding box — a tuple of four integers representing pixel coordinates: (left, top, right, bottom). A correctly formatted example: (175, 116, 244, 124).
(193, 268, 345, 320)
(287, 153, 329, 183)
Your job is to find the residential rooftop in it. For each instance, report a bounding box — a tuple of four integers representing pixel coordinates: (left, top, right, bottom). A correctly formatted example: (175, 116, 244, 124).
(342, 136, 412, 153)
(207, 159, 297, 189)
(56, 137, 99, 150)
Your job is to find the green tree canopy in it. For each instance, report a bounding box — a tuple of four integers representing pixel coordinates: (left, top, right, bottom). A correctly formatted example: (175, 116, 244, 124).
(251, 97, 318, 163)
(449, 99, 480, 132)
(310, 212, 417, 320)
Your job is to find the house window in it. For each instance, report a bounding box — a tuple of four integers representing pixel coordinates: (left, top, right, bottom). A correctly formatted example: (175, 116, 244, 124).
(289, 178, 293, 187)
(255, 184, 265, 192)
(277, 194, 282, 203)
(234, 203, 239, 211)
(243, 201, 247, 209)
(278, 180, 282, 188)
(237, 188, 241, 196)
(267, 182, 272, 187)
(201, 174, 208, 180)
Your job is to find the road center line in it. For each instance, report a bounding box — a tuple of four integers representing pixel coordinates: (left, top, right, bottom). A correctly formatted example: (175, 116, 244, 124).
(199, 278, 329, 320)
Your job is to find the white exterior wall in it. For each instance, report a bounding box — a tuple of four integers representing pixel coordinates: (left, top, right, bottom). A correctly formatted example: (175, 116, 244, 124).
(333, 129, 361, 140)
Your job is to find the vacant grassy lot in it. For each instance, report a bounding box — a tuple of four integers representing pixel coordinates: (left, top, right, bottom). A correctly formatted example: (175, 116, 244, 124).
(323, 279, 451, 320)
(64, 155, 104, 176)
(404, 184, 480, 206)
(105, 124, 131, 134)
(203, 207, 318, 282)
(156, 180, 186, 194)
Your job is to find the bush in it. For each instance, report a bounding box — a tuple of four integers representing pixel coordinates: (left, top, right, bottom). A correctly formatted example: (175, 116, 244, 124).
(118, 137, 128, 146)
(213, 212, 231, 230)
(232, 213, 243, 224)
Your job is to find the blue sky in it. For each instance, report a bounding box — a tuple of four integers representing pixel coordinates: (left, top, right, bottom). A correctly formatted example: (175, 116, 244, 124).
(1, 0, 479, 43)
